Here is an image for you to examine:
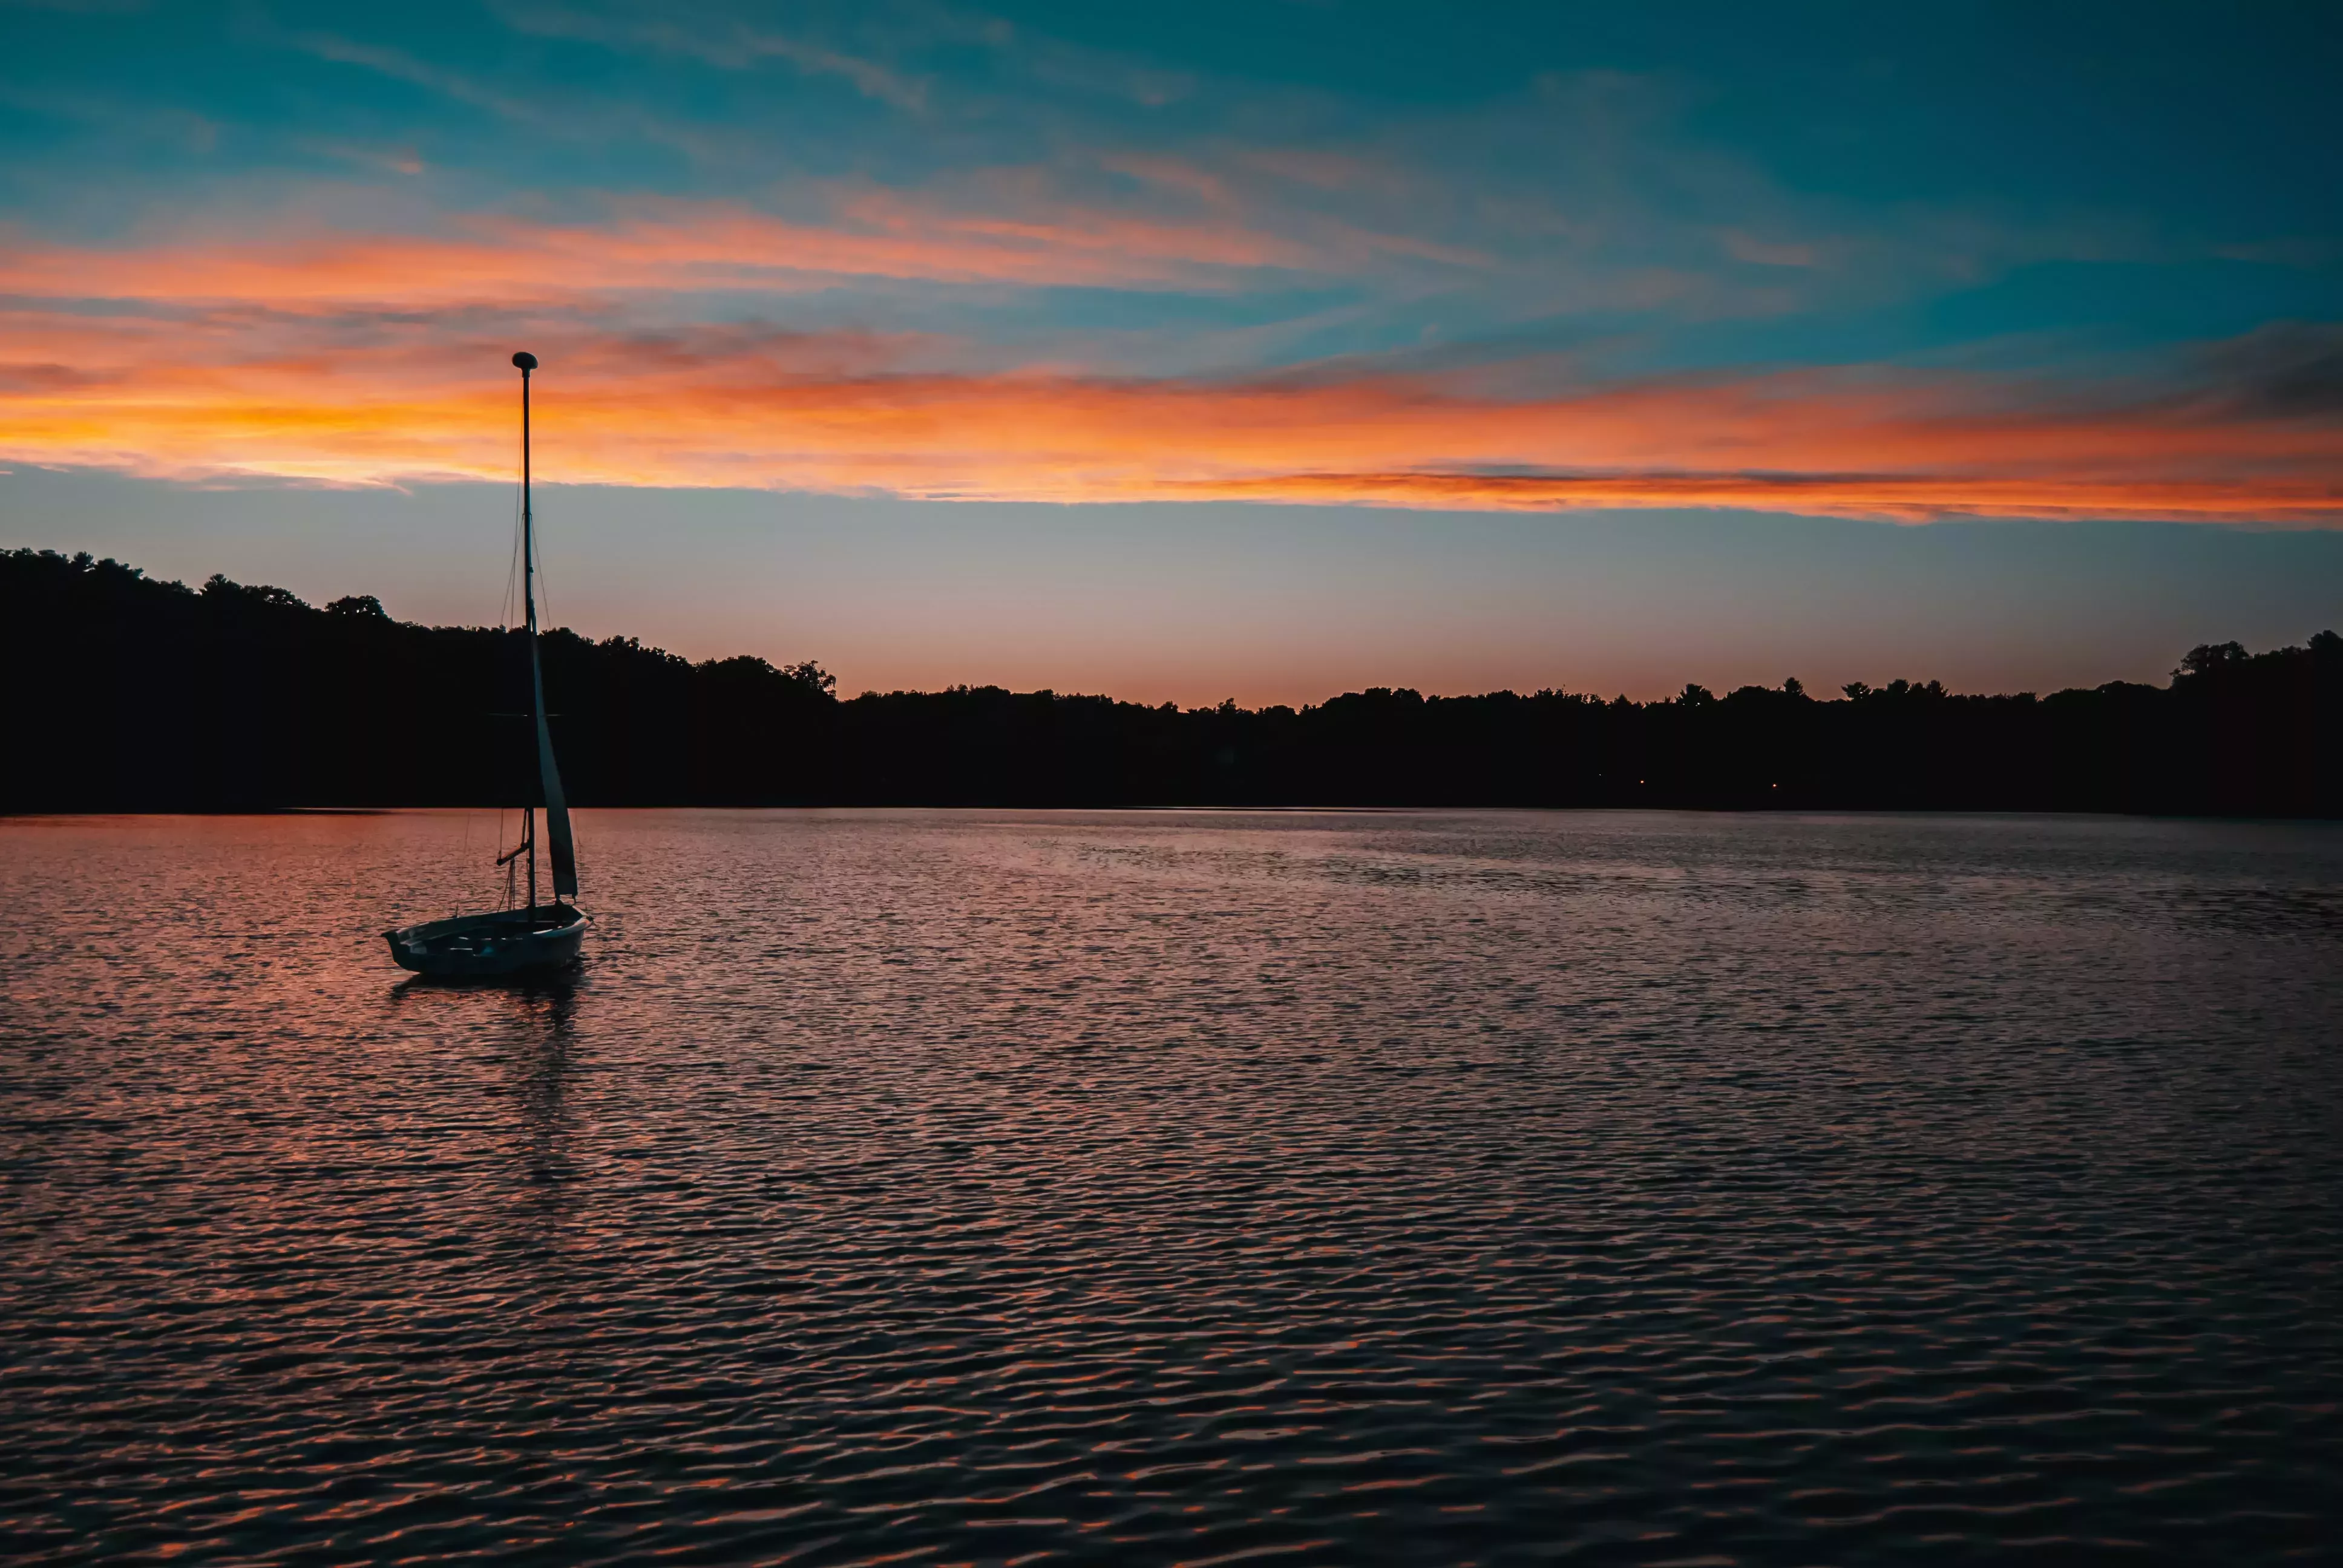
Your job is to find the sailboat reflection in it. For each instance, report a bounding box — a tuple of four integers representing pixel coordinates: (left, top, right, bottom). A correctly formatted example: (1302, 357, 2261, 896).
(505, 980, 582, 1192)
(385, 970, 585, 1189)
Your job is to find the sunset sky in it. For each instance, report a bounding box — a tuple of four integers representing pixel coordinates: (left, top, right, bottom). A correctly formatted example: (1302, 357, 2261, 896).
(4, 1, 2339, 702)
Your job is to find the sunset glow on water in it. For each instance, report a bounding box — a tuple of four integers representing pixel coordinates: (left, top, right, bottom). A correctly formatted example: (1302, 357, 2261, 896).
(5, 6, 2341, 1563)
(4, 811, 2338, 1563)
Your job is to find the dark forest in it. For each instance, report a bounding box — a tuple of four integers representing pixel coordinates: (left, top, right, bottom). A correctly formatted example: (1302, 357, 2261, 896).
(5, 547, 2338, 815)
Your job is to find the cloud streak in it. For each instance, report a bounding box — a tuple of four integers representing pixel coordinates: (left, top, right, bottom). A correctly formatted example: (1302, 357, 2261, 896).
(2, 301, 2334, 521)
(0, 186, 1406, 305)
(3, 23, 2334, 535)
(493, 3, 933, 111)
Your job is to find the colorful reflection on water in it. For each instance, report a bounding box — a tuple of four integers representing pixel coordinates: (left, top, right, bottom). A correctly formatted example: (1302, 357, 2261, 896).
(3, 809, 2339, 1565)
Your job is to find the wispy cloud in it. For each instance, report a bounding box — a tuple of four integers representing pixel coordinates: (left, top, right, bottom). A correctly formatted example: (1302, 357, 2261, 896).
(0, 158, 1510, 310)
(0, 82, 218, 152)
(7, 4, 2332, 526)
(2, 304, 2334, 521)
(287, 33, 545, 125)
(0, 202, 1324, 306)
(495, 2, 932, 111)
(293, 139, 427, 177)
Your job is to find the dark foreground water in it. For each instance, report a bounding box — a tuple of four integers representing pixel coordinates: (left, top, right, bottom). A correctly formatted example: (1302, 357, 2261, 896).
(2, 810, 2339, 1566)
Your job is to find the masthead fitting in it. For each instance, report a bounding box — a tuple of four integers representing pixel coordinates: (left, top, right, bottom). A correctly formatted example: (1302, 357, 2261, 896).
(511, 351, 539, 372)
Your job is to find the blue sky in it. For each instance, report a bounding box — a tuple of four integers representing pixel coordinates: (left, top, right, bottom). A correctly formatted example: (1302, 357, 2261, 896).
(2, 1, 2338, 700)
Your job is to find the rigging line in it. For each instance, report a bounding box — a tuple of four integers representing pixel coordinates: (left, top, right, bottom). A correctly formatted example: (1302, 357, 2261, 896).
(503, 460, 523, 634)
(501, 398, 526, 633)
(511, 377, 549, 632)
(500, 509, 519, 631)
(529, 453, 552, 629)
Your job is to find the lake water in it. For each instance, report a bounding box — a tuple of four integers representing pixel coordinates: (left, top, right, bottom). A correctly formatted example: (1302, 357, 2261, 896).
(2, 809, 2339, 1566)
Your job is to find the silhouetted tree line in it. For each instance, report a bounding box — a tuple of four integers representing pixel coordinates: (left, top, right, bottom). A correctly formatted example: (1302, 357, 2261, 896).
(5, 547, 2338, 815)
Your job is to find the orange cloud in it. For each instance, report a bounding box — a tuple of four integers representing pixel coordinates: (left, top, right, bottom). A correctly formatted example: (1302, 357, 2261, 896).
(0, 192, 1351, 309)
(3, 307, 2335, 521)
(1, 200, 2336, 529)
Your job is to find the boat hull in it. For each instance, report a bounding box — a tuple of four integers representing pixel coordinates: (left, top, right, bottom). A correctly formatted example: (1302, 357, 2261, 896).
(385, 905, 587, 976)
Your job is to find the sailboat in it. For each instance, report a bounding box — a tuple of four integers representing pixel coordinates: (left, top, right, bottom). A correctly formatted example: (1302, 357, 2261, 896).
(385, 351, 588, 976)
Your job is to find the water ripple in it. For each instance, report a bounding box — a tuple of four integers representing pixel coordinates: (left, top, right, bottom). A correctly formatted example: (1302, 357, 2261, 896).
(2, 809, 2339, 1565)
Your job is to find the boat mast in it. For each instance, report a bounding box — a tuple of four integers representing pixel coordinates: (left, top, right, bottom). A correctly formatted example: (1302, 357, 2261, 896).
(516, 350, 539, 912)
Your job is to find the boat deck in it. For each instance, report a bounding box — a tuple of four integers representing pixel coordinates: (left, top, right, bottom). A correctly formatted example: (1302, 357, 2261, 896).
(386, 904, 586, 976)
